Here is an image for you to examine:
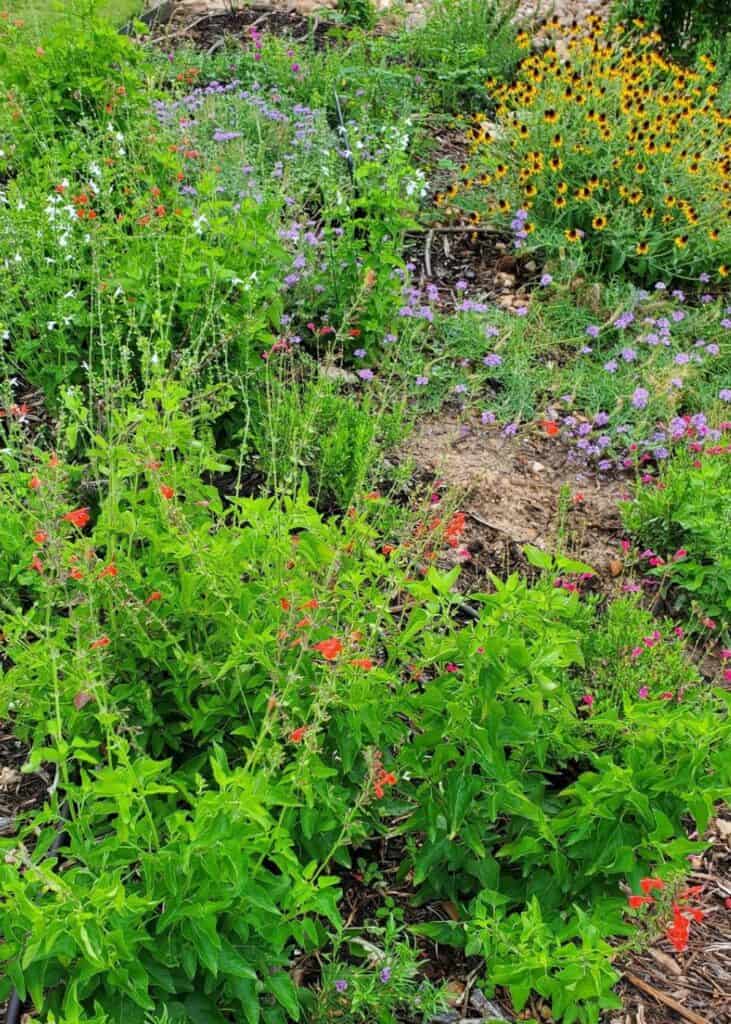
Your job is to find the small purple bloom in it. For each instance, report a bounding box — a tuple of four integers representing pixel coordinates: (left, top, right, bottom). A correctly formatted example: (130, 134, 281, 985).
(481, 410, 496, 424)
(455, 279, 468, 291)
(540, 273, 553, 287)
(621, 347, 636, 362)
(654, 281, 666, 290)
(483, 353, 502, 367)
(614, 311, 635, 329)
(485, 325, 500, 338)
(674, 353, 690, 365)
(671, 378, 683, 389)
(335, 980, 348, 993)
(357, 369, 374, 381)
(632, 387, 649, 409)
(699, 272, 710, 283)
(353, 348, 366, 358)
(454, 383, 467, 394)
(415, 375, 429, 386)
(379, 968, 392, 984)
(707, 343, 720, 355)
(580, 345, 592, 355)
(603, 360, 618, 373)
(720, 388, 731, 402)
(503, 422, 518, 437)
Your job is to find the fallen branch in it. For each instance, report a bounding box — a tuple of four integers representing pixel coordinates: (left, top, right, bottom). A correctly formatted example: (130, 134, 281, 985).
(624, 970, 711, 1024)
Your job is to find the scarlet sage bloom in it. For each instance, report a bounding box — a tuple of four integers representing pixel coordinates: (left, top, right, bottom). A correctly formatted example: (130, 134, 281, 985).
(541, 419, 560, 437)
(33, 530, 48, 544)
(63, 507, 90, 529)
(90, 636, 110, 649)
(280, 598, 291, 611)
(351, 658, 374, 671)
(640, 878, 665, 895)
(29, 476, 41, 490)
(30, 555, 43, 573)
(290, 726, 307, 743)
(628, 895, 655, 908)
(99, 563, 118, 578)
(373, 769, 397, 799)
(313, 638, 342, 661)
(145, 591, 162, 605)
(160, 485, 175, 500)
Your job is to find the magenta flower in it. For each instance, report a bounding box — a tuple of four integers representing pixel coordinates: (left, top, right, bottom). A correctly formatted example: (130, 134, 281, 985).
(638, 686, 649, 699)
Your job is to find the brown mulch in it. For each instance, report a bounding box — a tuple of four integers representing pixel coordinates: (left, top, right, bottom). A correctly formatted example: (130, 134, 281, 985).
(152, 1, 339, 52)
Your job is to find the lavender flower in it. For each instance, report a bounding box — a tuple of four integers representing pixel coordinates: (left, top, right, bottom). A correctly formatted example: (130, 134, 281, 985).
(632, 387, 649, 409)
(335, 980, 348, 993)
(483, 353, 502, 367)
(379, 968, 392, 984)
(586, 325, 600, 338)
(614, 311, 635, 329)
(353, 348, 366, 358)
(603, 359, 618, 373)
(720, 388, 731, 402)
(415, 375, 429, 386)
(357, 369, 374, 381)
(540, 273, 553, 286)
(621, 347, 636, 362)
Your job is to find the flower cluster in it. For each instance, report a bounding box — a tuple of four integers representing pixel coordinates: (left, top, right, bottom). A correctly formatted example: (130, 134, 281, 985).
(454, 17, 731, 279)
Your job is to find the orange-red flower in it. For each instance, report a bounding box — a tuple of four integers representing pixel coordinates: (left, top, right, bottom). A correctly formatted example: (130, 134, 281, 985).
(99, 563, 118, 578)
(145, 590, 162, 604)
(30, 555, 43, 573)
(351, 658, 374, 671)
(541, 419, 560, 437)
(640, 878, 665, 895)
(29, 475, 41, 490)
(69, 568, 84, 581)
(628, 895, 654, 908)
(280, 597, 291, 611)
(374, 769, 397, 799)
(313, 637, 343, 661)
(90, 635, 110, 649)
(301, 598, 319, 610)
(63, 507, 90, 529)
(33, 530, 48, 544)
(160, 485, 175, 500)
(290, 726, 307, 743)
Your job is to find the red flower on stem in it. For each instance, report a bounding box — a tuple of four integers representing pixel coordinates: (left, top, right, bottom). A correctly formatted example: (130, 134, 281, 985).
(160, 485, 175, 500)
(313, 638, 342, 661)
(90, 636, 110, 650)
(628, 895, 655, 909)
(63, 507, 90, 529)
(99, 563, 118, 578)
(145, 591, 163, 605)
(640, 877, 665, 895)
(290, 726, 307, 743)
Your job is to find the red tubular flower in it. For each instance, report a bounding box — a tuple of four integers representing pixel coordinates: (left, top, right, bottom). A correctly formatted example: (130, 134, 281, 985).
(90, 636, 110, 650)
(63, 507, 90, 529)
(628, 895, 655, 908)
(145, 591, 162, 605)
(33, 530, 48, 544)
(313, 638, 342, 661)
(640, 878, 665, 895)
(351, 658, 374, 671)
(280, 598, 291, 611)
(30, 555, 43, 573)
(69, 568, 84, 581)
(290, 726, 307, 743)
(29, 476, 41, 490)
(99, 563, 118, 578)
(541, 419, 560, 437)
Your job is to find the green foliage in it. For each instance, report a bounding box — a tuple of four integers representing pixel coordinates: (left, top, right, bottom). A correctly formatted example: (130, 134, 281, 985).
(1, 3, 730, 1022)
(621, 449, 731, 627)
(398, 0, 521, 112)
(612, 0, 731, 59)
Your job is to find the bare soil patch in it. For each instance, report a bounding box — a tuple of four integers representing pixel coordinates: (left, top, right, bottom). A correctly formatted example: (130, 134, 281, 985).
(403, 413, 628, 587)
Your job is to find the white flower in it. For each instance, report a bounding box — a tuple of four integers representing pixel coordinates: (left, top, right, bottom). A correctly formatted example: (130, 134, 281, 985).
(47, 321, 57, 330)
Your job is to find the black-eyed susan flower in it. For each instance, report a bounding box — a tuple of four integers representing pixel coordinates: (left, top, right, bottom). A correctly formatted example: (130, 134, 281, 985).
(674, 234, 688, 248)
(720, 264, 729, 277)
(636, 241, 649, 255)
(565, 228, 583, 243)
(592, 214, 608, 230)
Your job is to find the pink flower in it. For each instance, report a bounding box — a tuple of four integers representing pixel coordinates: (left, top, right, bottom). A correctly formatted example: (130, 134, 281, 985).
(582, 694, 594, 706)
(621, 539, 631, 553)
(724, 669, 731, 683)
(445, 663, 459, 673)
(674, 626, 684, 638)
(638, 686, 649, 699)
(673, 548, 687, 561)
(720, 649, 731, 660)
(631, 647, 643, 659)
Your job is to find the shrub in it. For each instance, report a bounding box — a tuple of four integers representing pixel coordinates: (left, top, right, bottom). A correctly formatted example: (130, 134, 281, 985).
(454, 17, 731, 281)
(612, 0, 731, 59)
(621, 446, 731, 628)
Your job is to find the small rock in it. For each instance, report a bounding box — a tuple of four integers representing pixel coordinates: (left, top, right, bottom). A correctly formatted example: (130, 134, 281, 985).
(530, 461, 545, 474)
